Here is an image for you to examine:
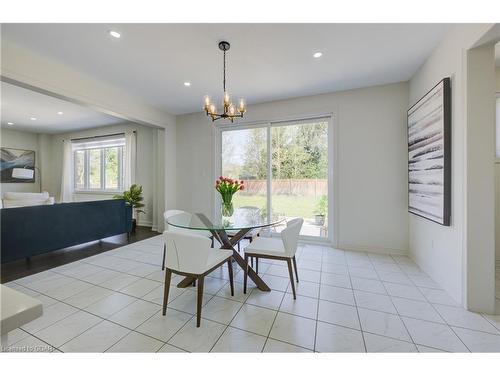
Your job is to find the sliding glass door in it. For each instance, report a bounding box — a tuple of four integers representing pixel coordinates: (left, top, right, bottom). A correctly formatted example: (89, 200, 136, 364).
(221, 127, 268, 213)
(220, 117, 331, 241)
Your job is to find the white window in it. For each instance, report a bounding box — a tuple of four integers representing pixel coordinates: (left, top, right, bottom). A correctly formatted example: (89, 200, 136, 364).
(73, 135, 125, 192)
(219, 117, 331, 240)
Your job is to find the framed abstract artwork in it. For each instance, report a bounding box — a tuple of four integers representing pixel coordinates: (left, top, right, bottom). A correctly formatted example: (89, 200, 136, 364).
(0, 147, 36, 183)
(407, 77, 451, 226)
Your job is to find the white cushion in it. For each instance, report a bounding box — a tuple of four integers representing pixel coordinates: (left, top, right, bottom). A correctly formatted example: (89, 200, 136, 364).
(164, 231, 232, 275)
(2, 198, 54, 208)
(206, 249, 233, 272)
(3, 191, 49, 200)
(244, 237, 288, 257)
(226, 228, 260, 237)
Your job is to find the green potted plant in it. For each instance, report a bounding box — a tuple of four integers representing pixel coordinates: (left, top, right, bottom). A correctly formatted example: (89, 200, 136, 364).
(114, 184, 145, 232)
(314, 195, 327, 226)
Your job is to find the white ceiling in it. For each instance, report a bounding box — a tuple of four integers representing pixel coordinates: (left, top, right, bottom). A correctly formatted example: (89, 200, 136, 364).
(1, 24, 451, 115)
(1, 82, 124, 133)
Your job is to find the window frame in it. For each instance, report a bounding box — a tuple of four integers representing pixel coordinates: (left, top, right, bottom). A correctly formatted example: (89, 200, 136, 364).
(214, 114, 336, 245)
(73, 145, 124, 194)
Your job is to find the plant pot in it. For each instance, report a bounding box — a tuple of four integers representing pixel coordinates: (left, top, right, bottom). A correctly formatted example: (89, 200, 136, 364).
(315, 214, 325, 226)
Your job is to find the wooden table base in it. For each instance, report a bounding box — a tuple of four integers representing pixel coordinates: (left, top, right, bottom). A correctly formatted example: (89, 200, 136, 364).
(176, 218, 270, 292)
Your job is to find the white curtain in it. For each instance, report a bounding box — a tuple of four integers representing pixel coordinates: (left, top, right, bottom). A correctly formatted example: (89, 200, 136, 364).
(60, 139, 74, 202)
(124, 131, 137, 189)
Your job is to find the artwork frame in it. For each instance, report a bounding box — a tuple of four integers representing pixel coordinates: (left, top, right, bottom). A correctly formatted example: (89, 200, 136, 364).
(407, 77, 451, 226)
(0, 147, 36, 183)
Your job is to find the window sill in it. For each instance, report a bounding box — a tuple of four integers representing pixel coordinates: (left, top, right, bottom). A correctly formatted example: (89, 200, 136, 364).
(73, 190, 121, 195)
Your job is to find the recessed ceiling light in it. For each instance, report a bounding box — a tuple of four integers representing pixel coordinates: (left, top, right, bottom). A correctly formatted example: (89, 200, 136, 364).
(7, 122, 14, 126)
(57, 111, 64, 115)
(109, 30, 121, 39)
(30, 117, 37, 121)
(313, 52, 323, 58)
(184, 82, 191, 87)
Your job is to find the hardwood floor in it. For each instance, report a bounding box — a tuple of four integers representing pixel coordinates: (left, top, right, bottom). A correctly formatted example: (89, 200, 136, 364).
(1, 226, 159, 283)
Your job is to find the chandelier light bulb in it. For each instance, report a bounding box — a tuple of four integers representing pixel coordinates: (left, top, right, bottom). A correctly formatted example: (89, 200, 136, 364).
(209, 104, 216, 115)
(223, 92, 230, 106)
(238, 99, 246, 113)
(204, 95, 211, 110)
(228, 104, 235, 116)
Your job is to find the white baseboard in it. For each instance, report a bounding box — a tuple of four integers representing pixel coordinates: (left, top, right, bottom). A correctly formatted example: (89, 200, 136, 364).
(336, 242, 409, 256)
(137, 220, 153, 227)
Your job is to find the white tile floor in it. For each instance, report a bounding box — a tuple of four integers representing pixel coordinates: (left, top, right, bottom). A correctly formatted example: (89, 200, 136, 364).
(2, 236, 500, 353)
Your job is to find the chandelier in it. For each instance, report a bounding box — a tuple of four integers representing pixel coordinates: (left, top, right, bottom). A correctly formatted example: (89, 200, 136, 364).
(203, 41, 246, 122)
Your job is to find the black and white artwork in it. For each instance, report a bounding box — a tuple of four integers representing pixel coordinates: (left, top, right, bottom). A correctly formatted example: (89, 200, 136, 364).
(0, 147, 36, 183)
(408, 78, 451, 226)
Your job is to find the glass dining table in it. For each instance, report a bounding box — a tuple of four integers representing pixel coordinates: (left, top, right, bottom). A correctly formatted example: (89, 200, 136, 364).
(165, 208, 284, 291)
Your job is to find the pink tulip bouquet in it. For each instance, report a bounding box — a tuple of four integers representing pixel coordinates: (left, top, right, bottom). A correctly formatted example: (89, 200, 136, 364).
(215, 176, 244, 217)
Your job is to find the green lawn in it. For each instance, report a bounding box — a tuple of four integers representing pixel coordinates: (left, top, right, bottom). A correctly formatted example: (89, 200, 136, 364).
(232, 194, 321, 219)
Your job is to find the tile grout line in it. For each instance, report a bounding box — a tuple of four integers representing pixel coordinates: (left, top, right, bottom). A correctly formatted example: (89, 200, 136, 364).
(260, 279, 287, 352)
(349, 264, 367, 352)
(16, 256, 500, 343)
(312, 246, 327, 352)
(373, 254, 417, 350)
(6, 237, 500, 353)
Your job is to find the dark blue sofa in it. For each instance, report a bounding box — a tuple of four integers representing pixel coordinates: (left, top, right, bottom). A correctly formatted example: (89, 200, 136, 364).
(1, 199, 133, 263)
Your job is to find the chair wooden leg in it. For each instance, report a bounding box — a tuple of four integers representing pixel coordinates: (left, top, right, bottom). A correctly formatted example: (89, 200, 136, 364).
(162, 243, 166, 271)
(227, 259, 234, 296)
(162, 268, 172, 315)
(238, 241, 240, 253)
(256, 258, 259, 274)
(251, 257, 254, 268)
(286, 258, 296, 299)
(243, 254, 249, 294)
(292, 256, 299, 283)
(211, 236, 214, 248)
(196, 276, 204, 327)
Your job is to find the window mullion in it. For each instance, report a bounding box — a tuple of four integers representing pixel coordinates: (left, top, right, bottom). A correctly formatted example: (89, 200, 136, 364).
(118, 147, 123, 191)
(101, 148, 105, 190)
(85, 150, 90, 190)
(266, 125, 272, 227)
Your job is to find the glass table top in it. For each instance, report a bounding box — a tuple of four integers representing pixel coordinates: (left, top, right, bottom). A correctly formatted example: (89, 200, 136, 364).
(165, 207, 284, 231)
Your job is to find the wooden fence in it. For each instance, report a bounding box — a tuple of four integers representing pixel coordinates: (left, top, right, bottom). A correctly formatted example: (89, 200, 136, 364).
(242, 179, 327, 197)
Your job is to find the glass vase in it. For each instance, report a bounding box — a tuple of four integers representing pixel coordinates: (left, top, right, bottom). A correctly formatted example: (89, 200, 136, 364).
(221, 200, 234, 219)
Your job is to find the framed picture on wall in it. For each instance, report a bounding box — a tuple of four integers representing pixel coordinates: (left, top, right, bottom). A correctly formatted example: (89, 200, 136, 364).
(0, 147, 36, 183)
(407, 77, 451, 226)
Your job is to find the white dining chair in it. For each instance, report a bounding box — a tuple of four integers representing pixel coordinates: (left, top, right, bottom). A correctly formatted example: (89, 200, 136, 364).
(226, 206, 261, 250)
(162, 230, 234, 327)
(243, 218, 303, 299)
(162, 209, 214, 270)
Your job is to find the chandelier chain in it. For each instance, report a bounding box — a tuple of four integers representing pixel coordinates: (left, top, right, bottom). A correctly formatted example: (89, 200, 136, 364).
(223, 50, 226, 93)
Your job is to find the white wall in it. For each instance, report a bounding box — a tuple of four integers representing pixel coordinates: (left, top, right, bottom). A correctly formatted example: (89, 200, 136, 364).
(0, 127, 43, 194)
(176, 82, 409, 254)
(496, 67, 500, 91)
(408, 24, 494, 307)
(465, 44, 496, 313)
(495, 68, 500, 261)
